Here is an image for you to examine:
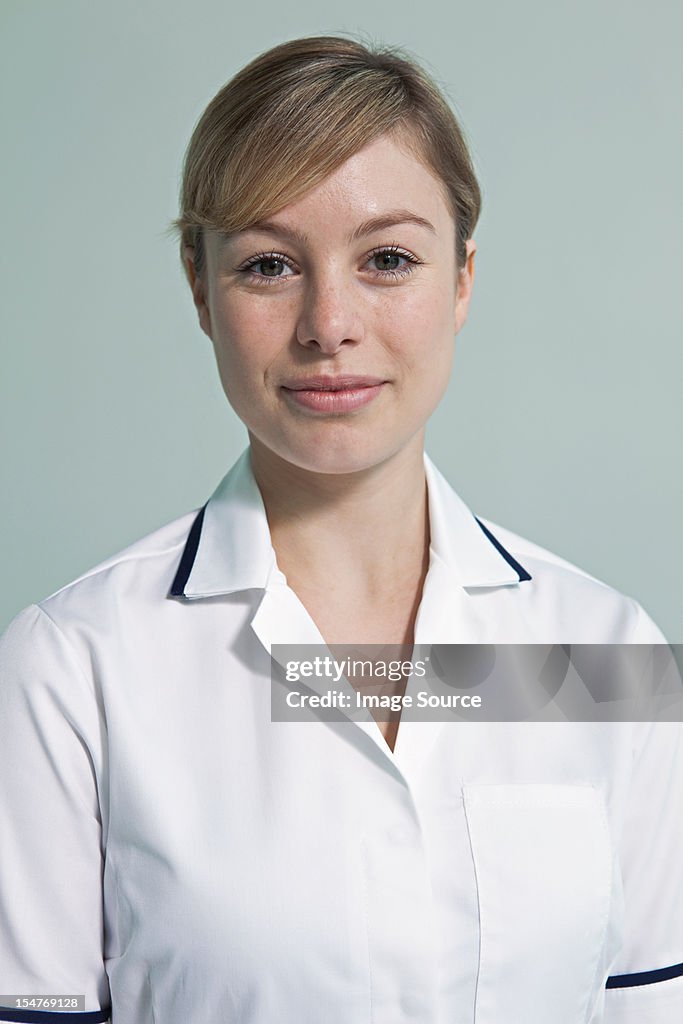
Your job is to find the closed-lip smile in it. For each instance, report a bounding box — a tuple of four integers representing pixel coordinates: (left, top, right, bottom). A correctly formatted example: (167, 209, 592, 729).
(280, 375, 388, 414)
(281, 375, 387, 391)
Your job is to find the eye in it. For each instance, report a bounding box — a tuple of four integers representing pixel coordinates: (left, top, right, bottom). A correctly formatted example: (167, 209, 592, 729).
(365, 244, 422, 281)
(236, 251, 297, 285)
(372, 251, 404, 271)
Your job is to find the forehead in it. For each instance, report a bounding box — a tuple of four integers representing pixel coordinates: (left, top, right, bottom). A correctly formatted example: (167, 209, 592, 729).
(215, 133, 453, 251)
(292, 132, 449, 211)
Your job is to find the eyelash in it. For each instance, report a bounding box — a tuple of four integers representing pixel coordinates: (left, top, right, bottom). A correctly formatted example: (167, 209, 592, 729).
(235, 244, 423, 287)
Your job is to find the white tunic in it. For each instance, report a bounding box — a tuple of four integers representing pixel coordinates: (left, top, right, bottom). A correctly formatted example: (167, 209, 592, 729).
(0, 448, 681, 1024)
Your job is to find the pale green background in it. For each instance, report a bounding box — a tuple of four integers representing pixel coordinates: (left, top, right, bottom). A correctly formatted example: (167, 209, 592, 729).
(1, 0, 681, 638)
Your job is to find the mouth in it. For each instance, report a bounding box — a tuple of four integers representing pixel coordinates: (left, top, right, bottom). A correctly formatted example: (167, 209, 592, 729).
(281, 375, 387, 392)
(280, 377, 387, 413)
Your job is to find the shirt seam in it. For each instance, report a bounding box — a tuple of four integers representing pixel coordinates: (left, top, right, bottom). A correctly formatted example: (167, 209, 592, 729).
(32, 602, 110, 852)
(580, 784, 614, 1023)
(359, 836, 375, 1024)
(39, 532, 196, 603)
(461, 789, 483, 1020)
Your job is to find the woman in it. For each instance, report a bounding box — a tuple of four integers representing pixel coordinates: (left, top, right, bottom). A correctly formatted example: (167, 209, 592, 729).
(0, 34, 681, 1024)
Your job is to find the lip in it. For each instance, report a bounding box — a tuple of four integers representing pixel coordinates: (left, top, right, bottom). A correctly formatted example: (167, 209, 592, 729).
(281, 375, 387, 391)
(280, 376, 387, 414)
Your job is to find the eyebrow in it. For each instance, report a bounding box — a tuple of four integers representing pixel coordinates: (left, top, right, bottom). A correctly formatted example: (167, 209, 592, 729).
(218, 209, 437, 250)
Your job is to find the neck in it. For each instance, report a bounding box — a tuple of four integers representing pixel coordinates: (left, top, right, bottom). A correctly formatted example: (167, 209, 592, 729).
(247, 434, 430, 599)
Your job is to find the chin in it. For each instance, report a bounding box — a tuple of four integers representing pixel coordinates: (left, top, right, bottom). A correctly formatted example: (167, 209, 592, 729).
(251, 427, 406, 477)
(265, 427, 427, 480)
(285, 446, 383, 477)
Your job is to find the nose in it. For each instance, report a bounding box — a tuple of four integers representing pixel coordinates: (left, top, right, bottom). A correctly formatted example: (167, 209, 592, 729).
(295, 270, 364, 354)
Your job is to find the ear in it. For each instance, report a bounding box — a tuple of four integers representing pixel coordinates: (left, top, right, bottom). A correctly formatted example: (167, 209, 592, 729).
(183, 245, 213, 339)
(454, 238, 477, 336)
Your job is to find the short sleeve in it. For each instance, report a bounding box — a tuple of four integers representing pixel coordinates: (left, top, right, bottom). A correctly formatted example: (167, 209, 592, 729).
(602, 601, 683, 1022)
(0, 604, 111, 1023)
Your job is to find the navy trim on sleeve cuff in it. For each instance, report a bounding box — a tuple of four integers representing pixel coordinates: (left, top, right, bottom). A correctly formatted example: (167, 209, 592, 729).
(0, 1009, 110, 1023)
(606, 961, 683, 988)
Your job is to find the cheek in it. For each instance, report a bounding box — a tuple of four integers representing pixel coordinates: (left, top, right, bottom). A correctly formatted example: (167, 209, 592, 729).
(383, 290, 455, 372)
(211, 304, 282, 392)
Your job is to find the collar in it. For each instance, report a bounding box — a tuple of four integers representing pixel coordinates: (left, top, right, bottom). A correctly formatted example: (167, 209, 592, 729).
(169, 447, 531, 600)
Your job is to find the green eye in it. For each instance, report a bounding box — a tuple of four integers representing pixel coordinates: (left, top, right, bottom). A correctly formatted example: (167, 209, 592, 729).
(237, 252, 296, 284)
(373, 252, 402, 271)
(367, 245, 421, 280)
(259, 262, 286, 278)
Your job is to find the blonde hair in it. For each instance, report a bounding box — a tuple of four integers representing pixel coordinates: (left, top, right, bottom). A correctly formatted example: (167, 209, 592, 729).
(170, 34, 482, 281)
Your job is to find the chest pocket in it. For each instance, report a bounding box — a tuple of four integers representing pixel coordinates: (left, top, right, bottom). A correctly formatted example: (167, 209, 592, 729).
(463, 783, 612, 1024)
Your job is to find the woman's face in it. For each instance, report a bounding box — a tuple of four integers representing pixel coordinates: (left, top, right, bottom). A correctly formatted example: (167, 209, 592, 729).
(188, 131, 476, 475)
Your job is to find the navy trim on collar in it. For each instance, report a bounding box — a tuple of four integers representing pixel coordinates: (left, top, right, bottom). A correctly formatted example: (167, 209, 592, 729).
(606, 960, 683, 988)
(169, 504, 206, 597)
(169, 503, 535, 598)
(474, 517, 532, 583)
